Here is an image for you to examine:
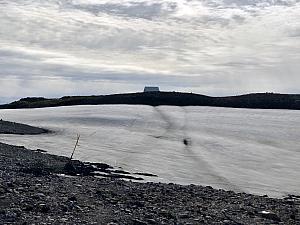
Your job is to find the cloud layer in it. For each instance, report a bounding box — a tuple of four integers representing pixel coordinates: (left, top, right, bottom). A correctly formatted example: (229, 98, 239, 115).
(0, 0, 300, 102)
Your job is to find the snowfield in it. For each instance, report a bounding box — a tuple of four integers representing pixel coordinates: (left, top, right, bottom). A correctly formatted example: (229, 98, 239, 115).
(0, 105, 299, 197)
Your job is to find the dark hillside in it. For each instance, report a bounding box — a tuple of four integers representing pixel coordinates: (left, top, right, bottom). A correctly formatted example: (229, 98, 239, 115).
(214, 93, 300, 109)
(0, 92, 299, 110)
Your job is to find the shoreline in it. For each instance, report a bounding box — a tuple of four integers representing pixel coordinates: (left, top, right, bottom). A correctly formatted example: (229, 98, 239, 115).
(0, 120, 50, 135)
(0, 121, 299, 224)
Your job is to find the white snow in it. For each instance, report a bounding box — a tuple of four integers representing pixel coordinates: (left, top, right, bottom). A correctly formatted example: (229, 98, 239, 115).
(0, 105, 299, 197)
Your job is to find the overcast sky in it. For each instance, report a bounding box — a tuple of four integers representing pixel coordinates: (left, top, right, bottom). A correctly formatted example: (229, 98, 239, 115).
(0, 0, 300, 103)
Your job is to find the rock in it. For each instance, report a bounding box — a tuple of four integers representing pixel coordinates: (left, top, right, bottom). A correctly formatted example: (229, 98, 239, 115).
(68, 196, 77, 202)
(91, 162, 113, 170)
(134, 172, 158, 177)
(160, 210, 175, 219)
(63, 162, 77, 175)
(16, 187, 25, 192)
(35, 193, 46, 198)
(179, 212, 190, 219)
(4, 210, 17, 222)
(124, 208, 131, 213)
(132, 219, 148, 225)
(35, 149, 47, 153)
(290, 213, 296, 220)
(7, 182, 14, 188)
(39, 204, 50, 213)
(146, 218, 156, 224)
(0, 187, 6, 195)
(12, 208, 22, 216)
(112, 170, 131, 175)
(60, 204, 69, 212)
(183, 138, 191, 146)
(258, 211, 281, 221)
(60, 217, 69, 222)
(23, 204, 34, 212)
(132, 200, 145, 207)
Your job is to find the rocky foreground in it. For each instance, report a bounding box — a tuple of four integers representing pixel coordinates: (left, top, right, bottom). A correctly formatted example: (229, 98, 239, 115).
(0, 142, 299, 225)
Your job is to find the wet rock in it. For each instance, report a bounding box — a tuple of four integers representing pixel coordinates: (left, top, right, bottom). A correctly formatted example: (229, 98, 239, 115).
(134, 172, 158, 177)
(35, 149, 47, 153)
(91, 162, 113, 170)
(112, 170, 131, 175)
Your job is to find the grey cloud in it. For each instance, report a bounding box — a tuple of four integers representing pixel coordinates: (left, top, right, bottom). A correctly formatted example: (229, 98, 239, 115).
(288, 28, 300, 37)
(0, 0, 300, 102)
(70, 2, 171, 20)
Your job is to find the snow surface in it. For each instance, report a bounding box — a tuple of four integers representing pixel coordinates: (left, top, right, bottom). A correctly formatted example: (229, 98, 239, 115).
(0, 105, 299, 197)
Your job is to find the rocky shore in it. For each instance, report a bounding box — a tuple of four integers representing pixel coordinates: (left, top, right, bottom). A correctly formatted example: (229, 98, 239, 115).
(0, 120, 49, 135)
(0, 123, 299, 224)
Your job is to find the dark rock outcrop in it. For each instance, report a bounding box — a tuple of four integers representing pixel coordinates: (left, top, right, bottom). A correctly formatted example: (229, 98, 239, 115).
(0, 120, 49, 135)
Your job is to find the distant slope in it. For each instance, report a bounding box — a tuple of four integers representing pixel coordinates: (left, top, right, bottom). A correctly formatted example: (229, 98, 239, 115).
(0, 92, 300, 110)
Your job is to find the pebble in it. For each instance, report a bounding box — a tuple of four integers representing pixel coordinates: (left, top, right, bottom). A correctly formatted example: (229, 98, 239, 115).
(132, 219, 148, 225)
(179, 212, 190, 219)
(0, 187, 6, 195)
(258, 210, 281, 221)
